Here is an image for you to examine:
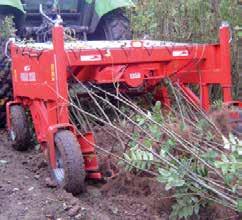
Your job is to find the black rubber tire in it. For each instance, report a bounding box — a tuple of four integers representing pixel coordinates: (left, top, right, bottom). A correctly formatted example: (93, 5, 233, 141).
(0, 16, 13, 128)
(89, 10, 132, 40)
(53, 130, 86, 195)
(9, 105, 30, 151)
(0, 57, 12, 127)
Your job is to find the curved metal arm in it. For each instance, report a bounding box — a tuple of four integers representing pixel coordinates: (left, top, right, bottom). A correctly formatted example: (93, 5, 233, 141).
(220, 21, 232, 43)
(4, 38, 15, 59)
(39, 4, 63, 26)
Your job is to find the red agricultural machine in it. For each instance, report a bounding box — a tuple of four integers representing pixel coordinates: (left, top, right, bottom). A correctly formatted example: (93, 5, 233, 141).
(6, 15, 239, 194)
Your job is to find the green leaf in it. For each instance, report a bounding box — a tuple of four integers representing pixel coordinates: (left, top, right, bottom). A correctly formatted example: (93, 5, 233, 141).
(202, 150, 218, 160)
(153, 101, 161, 113)
(194, 204, 200, 215)
(136, 150, 142, 161)
(149, 124, 160, 138)
(224, 174, 234, 185)
(124, 153, 131, 161)
(148, 153, 154, 161)
(143, 139, 153, 149)
(137, 117, 146, 126)
(221, 154, 229, 162)
(130, 150, 137, 161)
(229, 133, 237, 145)
(178, 206, 194, 219)
(143, 152, 149, 161)
(237, 199, 242, 212)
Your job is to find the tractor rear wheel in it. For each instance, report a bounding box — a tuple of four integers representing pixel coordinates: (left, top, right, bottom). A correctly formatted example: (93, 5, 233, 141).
(53, 130, 86, 195)
(9, 105, 30, 151)
(0, 16, 13, 128)
(0, 57, 12, 127)
(89, 10, 132, 40)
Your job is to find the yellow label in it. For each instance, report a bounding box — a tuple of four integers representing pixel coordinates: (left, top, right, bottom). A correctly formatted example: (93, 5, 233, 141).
(0, 99, 5, 106)
(14, 69, 17, 81)
(51, 64, 55, 81)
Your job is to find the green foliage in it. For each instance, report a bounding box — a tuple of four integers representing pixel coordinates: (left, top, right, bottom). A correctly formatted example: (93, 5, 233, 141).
(122, 100, 242, 219)
(0, 16, 16, 40)
(160, 139, 176, 157)
(170, 184, 208, 220)
(214, 154, 240, 175)
(201, 150, 218, 164)
(0, 16, 15, 61)
(158, 167, 185, 190)
(214, 134, 242, 189)
(238, 199, 242, 212)
(170, 198, 197, 220)
(123, 146, 154, 171)
(130, 0, 239, 42)
(212, 100, 223, 109)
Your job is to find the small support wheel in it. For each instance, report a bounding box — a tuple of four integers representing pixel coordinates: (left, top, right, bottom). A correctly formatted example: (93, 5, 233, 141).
(53, 130, 86, 195)
(9, 105, 30, 151)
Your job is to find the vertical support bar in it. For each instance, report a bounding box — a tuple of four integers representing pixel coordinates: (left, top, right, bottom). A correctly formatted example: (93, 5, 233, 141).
(219, 22, 233, 102)
(52, 25, 69, 123)
(201, 84, 210, 111)
(223, 87, 233, 102)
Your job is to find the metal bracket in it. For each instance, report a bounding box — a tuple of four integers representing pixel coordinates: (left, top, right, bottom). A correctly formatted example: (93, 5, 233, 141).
(39, 4, 63, 26)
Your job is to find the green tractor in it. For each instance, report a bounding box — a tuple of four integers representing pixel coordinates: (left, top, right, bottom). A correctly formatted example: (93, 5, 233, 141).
(0, 0, 134, 126)
(0, 0, 134, 40)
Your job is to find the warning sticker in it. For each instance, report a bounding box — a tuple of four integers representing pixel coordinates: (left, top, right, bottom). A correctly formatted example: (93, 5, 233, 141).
(80, 55, 102, 62)
(130, 72, 141, 79)
(20, 72, 36, 82)
(172, 50, 189, 57)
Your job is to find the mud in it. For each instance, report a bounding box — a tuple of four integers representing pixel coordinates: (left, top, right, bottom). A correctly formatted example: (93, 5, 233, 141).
(0, 130, 167, 220)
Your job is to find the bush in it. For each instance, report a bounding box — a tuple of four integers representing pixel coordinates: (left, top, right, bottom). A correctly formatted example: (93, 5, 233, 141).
(129, 0, 240, 42)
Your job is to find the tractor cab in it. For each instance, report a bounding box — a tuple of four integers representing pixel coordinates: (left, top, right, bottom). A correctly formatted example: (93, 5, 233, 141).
(23, 0, 79, 12)
(0, 0, 133, 41)
(22, 0, 82, 31)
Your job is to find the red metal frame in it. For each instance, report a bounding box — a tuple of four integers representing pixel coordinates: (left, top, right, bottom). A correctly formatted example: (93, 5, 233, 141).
(7, 23, 234, 179)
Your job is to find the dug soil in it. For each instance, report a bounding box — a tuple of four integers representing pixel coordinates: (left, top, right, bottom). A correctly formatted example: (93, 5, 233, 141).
(0, 129, 240, 220)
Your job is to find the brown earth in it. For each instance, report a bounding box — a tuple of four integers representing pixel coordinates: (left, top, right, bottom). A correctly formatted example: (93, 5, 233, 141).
(0, 129, 240, 220)
(0, 129, 169, 220)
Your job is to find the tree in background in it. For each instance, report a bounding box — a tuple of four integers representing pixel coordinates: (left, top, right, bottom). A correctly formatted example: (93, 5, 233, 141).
(129, 0, 239, 42)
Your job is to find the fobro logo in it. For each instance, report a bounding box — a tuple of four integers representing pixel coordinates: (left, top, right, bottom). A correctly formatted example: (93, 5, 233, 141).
(24, 65, 31, 72)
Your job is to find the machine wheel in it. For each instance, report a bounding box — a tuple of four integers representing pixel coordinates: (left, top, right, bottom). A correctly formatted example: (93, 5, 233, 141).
(9, 105, 30, 151)
(53, 130, 86, 195)
(0, 16, 13, 128)
(90, 10, 132, 40)
(0, 57, 12, 127)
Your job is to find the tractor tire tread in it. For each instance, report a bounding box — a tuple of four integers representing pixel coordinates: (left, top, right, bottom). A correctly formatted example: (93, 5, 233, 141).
(10, 105, 30, 151)
(0, 56, 12, 128)
(102, 10, 132, 40)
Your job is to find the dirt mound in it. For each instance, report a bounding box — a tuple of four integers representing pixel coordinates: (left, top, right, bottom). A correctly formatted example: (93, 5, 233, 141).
(101, 172, 173, 217)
